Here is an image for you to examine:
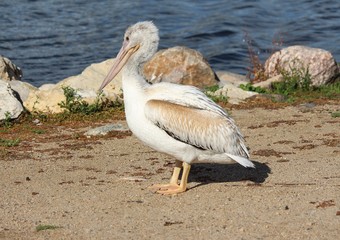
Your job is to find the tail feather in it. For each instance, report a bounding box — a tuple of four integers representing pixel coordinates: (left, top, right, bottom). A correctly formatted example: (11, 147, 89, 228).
(226, 154, 255, 168)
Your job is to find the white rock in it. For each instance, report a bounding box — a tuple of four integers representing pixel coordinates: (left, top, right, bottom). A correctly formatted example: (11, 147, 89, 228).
(39, 84, 56, 91)
(265, 45, 339, 86)
(84, 123, 129, 136)
(24, 58, 121, 113)
(210, 83, 258, 104)
(57, 58, 121, 99)
(7, 80, 37, 102)
(216, 71, 249, 87)
(0, 80, 24, 120)
(24, 88, 65, 113)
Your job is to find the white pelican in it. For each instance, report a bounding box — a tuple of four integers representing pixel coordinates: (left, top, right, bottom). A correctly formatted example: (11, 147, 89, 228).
(99, 21, 255, 195)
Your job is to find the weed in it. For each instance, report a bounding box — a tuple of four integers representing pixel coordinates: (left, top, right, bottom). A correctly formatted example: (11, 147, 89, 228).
(244, 32, 267, 83)
(31, 129, 45, 134)
(2, 111, 13, 128)
(204, 85, 220, 92)
(0, 138, 20, 147)
(36, 224, 61, 232)
(271, 63, 312, 96)
(314, 81, 340, 99)
(58, 86, 123, 116)
(331, 111, 340, 118)
(239, 83, 268, 94)
(204, 85, 228, 103)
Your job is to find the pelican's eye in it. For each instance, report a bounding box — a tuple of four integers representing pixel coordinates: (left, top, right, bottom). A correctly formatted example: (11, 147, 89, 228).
(125, 36, 129, 41)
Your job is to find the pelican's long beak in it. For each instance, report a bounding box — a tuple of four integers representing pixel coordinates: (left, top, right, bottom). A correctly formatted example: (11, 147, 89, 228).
(98, 41, 140, 92)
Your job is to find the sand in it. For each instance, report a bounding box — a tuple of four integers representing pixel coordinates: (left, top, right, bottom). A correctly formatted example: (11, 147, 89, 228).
(0, 103, 339, 239)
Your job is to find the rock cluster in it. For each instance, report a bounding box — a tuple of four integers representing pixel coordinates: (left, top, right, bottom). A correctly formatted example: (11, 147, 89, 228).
(0, 45, 338, 120)
(24, 59, 122, 113)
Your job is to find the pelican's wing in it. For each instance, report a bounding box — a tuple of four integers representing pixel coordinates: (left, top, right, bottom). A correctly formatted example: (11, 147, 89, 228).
(144, 99, 250, 160)
(145, 82, 227, 117)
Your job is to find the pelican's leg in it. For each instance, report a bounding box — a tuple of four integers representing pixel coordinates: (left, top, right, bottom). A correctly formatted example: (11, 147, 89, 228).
(149, 160, 182, 191)
(157, 162, 191, 195)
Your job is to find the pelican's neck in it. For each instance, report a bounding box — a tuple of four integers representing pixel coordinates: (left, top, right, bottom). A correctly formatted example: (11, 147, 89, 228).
(122, 61, 149, 89)
(121, 61, 150, 129)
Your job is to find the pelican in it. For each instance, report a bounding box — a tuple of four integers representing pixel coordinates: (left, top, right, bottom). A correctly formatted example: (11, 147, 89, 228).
(99, 21, 255, 195)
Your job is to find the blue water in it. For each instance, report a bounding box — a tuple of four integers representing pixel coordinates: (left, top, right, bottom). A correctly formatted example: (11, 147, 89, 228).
(0, 0, 339, 87)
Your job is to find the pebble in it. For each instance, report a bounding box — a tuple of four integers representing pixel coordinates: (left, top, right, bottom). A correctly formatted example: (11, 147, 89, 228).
(84, 123, 129, 136)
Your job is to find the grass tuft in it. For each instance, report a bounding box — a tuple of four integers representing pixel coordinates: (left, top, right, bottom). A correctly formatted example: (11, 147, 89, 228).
(331, 111, 340, 118)
(0, 138, 20, 147)
(204, 85, 228, 103)
(36, 224, 61, 232)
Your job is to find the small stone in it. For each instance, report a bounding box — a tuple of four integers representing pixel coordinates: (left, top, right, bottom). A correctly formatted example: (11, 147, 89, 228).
(84, 123, 129, 136)
(32, 119, 40, 124)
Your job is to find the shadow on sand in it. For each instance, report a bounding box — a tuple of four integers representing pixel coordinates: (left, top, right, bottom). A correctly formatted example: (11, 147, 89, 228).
(188, 161, 271, 189)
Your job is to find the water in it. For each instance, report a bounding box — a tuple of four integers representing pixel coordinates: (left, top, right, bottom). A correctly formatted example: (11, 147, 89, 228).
(0, 0, 339, 87)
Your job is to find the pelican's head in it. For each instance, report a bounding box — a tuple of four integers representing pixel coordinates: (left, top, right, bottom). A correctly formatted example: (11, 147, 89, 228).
(99, 21, 159, 91)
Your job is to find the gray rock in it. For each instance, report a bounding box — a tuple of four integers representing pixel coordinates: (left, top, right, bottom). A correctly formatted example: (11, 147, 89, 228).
(216, 71, 249, 87)
(265, 45, 339, 86)
(24, 58, 121, 114)
(208, 83, 258, 104)
(0, 56, 22, 81)
(84, 123, 130, 136)
(8, 80, 37, 102)
(0, 80, 24, 120)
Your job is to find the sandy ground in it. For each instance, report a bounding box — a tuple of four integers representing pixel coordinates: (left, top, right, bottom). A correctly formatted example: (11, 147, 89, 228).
(0, 103, 339, 239)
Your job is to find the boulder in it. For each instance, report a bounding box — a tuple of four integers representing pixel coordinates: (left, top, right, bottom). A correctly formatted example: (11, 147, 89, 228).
(57, 58, 121, 99)
(7, 80, 37, 102)
(0, 56, 22, 81)
(265, 46, 339, 86)
(143, 46, 218, 88)
(39, 84, 56, 91)
(24, 58, 121, 113)
(24, 88, 65, 113)
(0, 80, 24, 120)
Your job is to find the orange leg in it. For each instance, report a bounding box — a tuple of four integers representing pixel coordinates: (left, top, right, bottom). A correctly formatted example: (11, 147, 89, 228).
(150, 161, 191, 195)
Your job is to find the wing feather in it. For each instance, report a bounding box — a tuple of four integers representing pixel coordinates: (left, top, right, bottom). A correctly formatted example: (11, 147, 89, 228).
(144, 99, 249, 158)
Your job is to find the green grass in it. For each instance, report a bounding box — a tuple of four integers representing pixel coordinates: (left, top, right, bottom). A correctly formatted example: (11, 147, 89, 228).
(0, 138, 20, 147)
(239, 83, 268, 94)
(204, 85, 228, 103)
(1, 111, 13, 128)
(240, 63, 340, 103)
(271, 65, 312, 96)
(331, 111, 340, 118)
(36, 224, 61, 232)
(31, 129, 45, 134)
(58, 86, 103, 115)
(58, 86, 123, 116)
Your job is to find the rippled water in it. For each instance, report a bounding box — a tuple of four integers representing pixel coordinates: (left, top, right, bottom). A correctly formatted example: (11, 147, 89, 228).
(0, 0, 339, 86)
